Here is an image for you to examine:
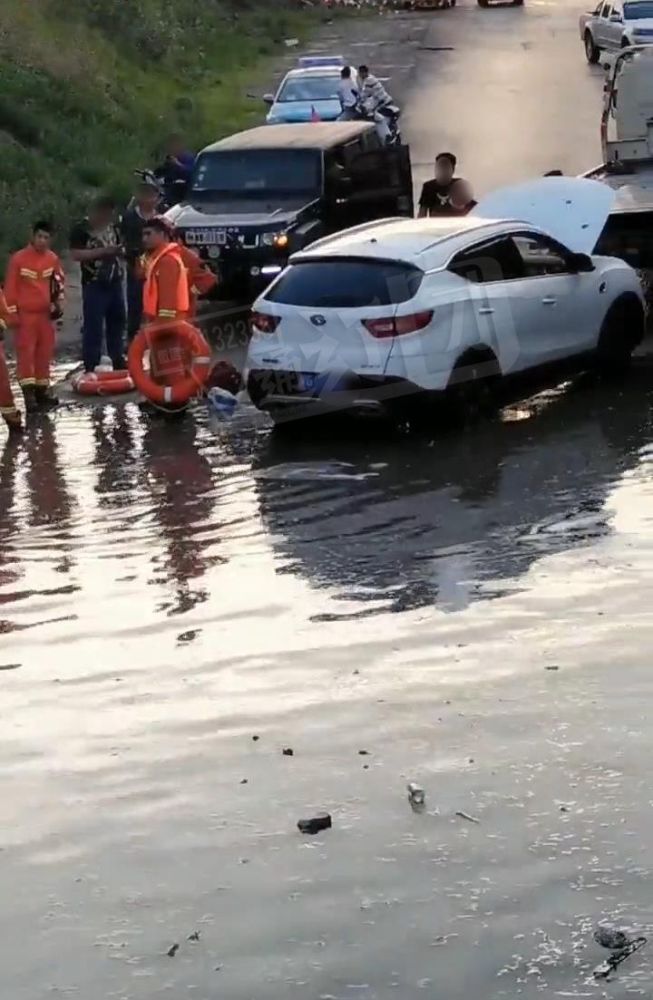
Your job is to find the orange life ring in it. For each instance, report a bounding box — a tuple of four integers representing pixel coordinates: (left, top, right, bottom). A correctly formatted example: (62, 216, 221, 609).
(72, 370, 135, 396)
(128, 322, 212, 406)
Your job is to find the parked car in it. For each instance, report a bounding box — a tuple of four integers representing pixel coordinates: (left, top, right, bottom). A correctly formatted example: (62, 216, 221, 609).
(264, 58, 358, 124)
(580, 0, 653, 63)
(167, 121, 413, 299)
(246, 177, 644, 426)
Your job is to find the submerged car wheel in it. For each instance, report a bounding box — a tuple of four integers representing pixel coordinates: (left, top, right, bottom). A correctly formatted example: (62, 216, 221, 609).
(447, 350, 501, 424)
(584, 31, 600, 64)
(477, 0, 489, 7)
(595, 295, 645, 378)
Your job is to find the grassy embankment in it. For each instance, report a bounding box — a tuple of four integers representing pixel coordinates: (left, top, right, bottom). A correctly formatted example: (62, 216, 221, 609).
(0, 0, 324, 263)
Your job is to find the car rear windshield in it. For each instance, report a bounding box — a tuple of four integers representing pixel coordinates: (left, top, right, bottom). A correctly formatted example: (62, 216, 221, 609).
(192, 149, 322, 197)
(265, 259, 424, 307)
(624, 2, 653, 17)
(278, 76, 340, 103)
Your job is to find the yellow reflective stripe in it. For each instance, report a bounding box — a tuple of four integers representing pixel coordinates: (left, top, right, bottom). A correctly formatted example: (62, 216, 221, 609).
(158, 309, 176, 318)
(34, 379, 50, 387)
(19, 378, 35, 386)
(6, 305, 17, 313)
(19, 268, 38, 278)
(0, 406, 19, 416)
(42, 268, 54, 278)
(191, 285, 200, 295)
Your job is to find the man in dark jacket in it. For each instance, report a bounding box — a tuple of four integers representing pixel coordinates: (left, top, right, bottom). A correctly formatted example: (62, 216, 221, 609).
(121, 176, 161, 340)
(70, 196, 126, 373)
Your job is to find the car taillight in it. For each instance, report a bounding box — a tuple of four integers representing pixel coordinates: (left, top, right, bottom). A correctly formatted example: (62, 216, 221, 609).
(363, 311, 433, 339)
(250, 310, 280, 334)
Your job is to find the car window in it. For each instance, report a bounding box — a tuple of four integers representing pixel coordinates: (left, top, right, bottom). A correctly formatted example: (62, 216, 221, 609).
(600, 2, 612, 16)
(624, 0, 653, 16)
(448, 236, 525, 283)
(277, 75, 340, 103)
(265, 259, 424, 307)
(192, 149, 322, 197)
(512, 234, 572, 276)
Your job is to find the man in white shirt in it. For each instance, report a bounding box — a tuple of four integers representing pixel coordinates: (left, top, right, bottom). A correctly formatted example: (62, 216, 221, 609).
(358, 64, 393, 143)
(337, 66, 359, 119)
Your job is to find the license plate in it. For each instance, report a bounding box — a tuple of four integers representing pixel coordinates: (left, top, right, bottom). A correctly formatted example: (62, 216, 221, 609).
(186, 229, 227, 246)
(297, 373, 317, 393)
(297, 372, 345, 394)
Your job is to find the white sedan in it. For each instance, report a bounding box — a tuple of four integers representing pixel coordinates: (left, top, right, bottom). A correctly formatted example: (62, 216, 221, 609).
(246, 178, 645, 425)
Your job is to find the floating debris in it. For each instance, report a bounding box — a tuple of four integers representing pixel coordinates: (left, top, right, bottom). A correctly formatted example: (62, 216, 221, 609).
(297, 812, 332, 835)
(407, 782, 426, 813)
(188, 931, 200, 942)
(282, 747, 294, 757)
(455, 810, 480, 824)
(594, 924, 632, 951)
(167, 943, 179, 958)
(593, 936, 646, 979)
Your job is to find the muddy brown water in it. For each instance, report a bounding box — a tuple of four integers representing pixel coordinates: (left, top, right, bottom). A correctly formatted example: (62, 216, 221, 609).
(3, 368, 653, 998)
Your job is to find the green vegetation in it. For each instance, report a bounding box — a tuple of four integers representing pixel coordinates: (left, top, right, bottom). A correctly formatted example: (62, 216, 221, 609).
(0, 0, 322, 262)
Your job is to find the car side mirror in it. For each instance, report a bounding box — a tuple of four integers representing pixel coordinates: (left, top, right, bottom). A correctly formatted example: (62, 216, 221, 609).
(263, 93, 275, 106)
(568, 252, 595, 272)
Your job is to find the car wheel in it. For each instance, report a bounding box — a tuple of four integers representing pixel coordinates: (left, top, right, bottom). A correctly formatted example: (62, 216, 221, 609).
(584, 31, 600, 64)
(477, 0, 489, 7)
(447, 351, 501, 424)
(513, 0, 524, 7)
(595, 295, 645, 378)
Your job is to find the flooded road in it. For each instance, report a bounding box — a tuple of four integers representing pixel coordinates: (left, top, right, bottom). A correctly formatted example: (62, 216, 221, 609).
(4, 370, 653, 999)
(6, 1, 653, 998)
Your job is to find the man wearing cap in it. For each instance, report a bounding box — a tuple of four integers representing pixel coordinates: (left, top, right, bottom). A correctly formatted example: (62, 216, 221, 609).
(121, 176, 161, 341)
(140, 218, 189, 326)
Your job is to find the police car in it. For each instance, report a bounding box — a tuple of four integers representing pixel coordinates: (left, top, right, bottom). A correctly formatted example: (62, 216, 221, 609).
(264, 56, 358, 124)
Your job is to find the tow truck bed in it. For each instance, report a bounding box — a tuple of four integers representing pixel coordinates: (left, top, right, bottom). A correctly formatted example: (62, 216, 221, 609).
(583, 162, 653, 212)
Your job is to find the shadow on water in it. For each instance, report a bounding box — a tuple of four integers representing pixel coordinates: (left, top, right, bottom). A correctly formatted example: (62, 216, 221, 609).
(251, 375, 653, 617)
(0, 416, 76, 633)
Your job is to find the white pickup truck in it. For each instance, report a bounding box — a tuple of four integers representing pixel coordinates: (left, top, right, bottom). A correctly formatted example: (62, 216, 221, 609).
(583, 45, 653, 309)
(580, 0, 653, 63)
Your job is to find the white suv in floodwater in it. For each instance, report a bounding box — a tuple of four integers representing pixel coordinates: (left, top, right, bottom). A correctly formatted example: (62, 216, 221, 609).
(246, 177, 644, 426)
(580, 0, 653, 63)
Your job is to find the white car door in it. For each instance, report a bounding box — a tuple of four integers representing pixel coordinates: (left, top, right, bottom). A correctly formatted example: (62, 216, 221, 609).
(595, 0, 616, 47)
(510, 231, 604, 366)
(606, 1, 625, 47)
(446, 234, 542, 377)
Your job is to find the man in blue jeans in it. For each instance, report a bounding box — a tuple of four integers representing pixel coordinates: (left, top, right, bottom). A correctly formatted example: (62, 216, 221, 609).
(70, 196, 126, 372)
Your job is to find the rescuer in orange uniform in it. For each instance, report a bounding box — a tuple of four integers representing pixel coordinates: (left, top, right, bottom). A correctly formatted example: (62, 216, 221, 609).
(4, 221, 64, 412)
(0, 289, 22, 433)
(141, 217, 189, 326)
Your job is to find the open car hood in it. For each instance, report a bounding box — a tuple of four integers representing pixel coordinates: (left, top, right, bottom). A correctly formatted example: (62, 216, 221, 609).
(472, 177, 617, 254)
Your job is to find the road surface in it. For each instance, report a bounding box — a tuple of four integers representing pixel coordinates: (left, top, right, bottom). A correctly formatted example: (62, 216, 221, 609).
(4, 4, 653, 1000)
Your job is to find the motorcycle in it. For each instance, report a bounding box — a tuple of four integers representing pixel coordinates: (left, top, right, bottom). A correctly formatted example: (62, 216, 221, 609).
(339, 100, 402, 146)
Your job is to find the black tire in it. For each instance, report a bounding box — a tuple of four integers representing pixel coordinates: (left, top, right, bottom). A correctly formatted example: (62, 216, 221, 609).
(584, 31, 600, 64)
(477, 0, 489, 7)
(595, 295, 645, 378)
(447, 351, 501, 424)
(513, 0, 524, 6)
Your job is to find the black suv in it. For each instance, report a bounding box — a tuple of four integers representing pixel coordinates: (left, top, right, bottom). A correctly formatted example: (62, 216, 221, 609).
(166, 121, 414, 299)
